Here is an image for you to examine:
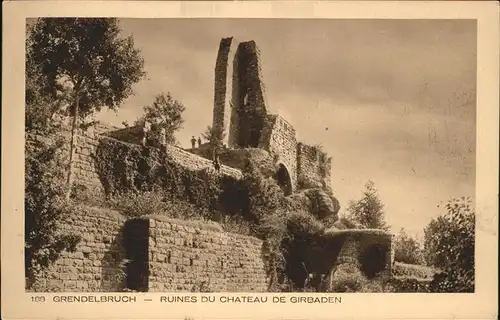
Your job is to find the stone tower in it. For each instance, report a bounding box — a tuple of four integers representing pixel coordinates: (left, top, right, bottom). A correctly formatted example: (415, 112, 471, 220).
(212, 37, 269, 149)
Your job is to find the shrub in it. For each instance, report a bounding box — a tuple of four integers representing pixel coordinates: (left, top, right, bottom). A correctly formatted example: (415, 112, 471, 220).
(25, 135, 81, 288)
(94, 138, 229, 214)
(387, 277, 432, 293)
(241, 158, 285, 222)
(327, 264, 367, 293)
(70, 183, 106, 207)
(109, 190, 212, 222)
(393, 228, 425, 265)
(392, 262, 437, 280)
(423, 197, 475, 292)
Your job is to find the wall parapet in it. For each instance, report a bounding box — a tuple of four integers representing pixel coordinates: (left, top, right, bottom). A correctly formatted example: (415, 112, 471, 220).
(35, 204, 269, 292)
(26, 124, 243, 195)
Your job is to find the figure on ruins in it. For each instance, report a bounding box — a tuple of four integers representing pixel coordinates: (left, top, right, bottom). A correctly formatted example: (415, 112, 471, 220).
(142, 121, 151, 146)
(197, 137, 202, 148)
(212, 147, 221, 172)
(190, 136, 196, 149)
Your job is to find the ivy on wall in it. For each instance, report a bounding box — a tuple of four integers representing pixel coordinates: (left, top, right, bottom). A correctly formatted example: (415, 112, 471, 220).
(93, 137, 246, 216)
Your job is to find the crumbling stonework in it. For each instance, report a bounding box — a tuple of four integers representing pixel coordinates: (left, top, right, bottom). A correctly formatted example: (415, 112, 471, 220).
(26, 124, 243, 194)
(212, 38, 269, 149)
(43, 206, 126, 292)
(37, 206, 268, 292)
(213, 37, 239, 148)
(296, 142, 332, 190)
(211, 37, 331, 194)
(149, 218, 268, 292)
(259, 114, 298, 192)
(323, 229, 393, 288)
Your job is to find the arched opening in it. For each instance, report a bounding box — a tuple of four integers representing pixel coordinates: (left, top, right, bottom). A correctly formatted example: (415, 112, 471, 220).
(359, 243, 388, 279)
(274, 163, 292, 196)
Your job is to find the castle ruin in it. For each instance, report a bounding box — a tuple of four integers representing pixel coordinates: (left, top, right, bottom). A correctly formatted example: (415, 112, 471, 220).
(209, 37, 332, 196)
(27, 37, 395, 293)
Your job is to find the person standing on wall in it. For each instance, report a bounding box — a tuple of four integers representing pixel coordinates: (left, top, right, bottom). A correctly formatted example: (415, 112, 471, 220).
(191, 136, 196, 149)
(212, 147, 221, 172)
(142, 121, 151, 146)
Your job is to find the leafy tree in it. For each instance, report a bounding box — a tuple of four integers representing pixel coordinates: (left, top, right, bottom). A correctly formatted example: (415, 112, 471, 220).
(135, 92, 185, 146)
(25, 136, 81, 288)
(424, 197, 475, 292)
(27, 18, 146, 193)
(345, 181, 390, 231)
(25, 55, 68, 133)
(202, 125, 226, 148)
(393, 228, 425, 265)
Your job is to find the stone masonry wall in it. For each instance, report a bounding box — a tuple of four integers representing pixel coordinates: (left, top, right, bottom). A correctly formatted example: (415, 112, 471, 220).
(233, 41, 269, 148)
(42, 206, 127, 292)
(213, 38, 270, 149)
(259, 114, 297, 191)
(213, 37, 239, 148)
(26, 122, 119, 193)
(149, 218, 269, 292)
(37, 205, 269, 292)
(26, 124, 243, 193)
(164, 145, 242, 179)
(296, 142, 332, 190)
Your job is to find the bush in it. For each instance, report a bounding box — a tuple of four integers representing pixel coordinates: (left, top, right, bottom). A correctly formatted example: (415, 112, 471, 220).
(423, 197, 475, 292)
(108, 190, 212, 222)
(327, 264, 367, 293)
(94, 138, 232, 214)
(25, 135, 81, 288)
(393, 228, 425, 265)
(387, 277, 432, 293)
(392, 262, 437, 280)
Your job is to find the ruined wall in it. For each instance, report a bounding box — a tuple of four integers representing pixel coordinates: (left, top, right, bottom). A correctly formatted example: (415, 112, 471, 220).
(164, 145, 242, 179)
(324, 229, 393, 279)
(232, 41, 269, 148)
(149, 218, 269, 292)
(259, 114, 297, 191)
(26, 123, 119, 193)
(36, 205, 268, 292)
(213, 37, 239, 148)
(72, 124, 119, 191)
(296, 142, 332, 190)
(26, 124, 243, 194)
(212, 38, 270, 149)
(40, 206, 127, 292)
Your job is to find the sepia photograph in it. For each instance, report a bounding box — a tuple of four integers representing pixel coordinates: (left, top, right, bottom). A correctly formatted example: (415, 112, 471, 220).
(23, 17, 478, 294)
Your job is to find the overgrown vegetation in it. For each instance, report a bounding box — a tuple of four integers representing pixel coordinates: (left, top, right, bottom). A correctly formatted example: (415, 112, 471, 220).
(134, 92, 186, 146)
(393, 228, 425, 265)
(93, 137, 231, 213)
(27, 18, 146, 194)
(423, 197, 475, 292)
(25, 136, 81, 288)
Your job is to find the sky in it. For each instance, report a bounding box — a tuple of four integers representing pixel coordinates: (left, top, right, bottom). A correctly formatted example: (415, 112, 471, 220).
(96, 19, 477, 238)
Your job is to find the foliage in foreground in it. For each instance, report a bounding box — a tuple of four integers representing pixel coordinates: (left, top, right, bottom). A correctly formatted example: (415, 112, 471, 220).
(25, 135, 81, 288)
(27, 17, 146, 195)
(423, 197, 475, 292)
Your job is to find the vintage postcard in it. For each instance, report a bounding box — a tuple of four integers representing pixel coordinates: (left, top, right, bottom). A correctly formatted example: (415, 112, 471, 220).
(2, 1, 499, 320)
